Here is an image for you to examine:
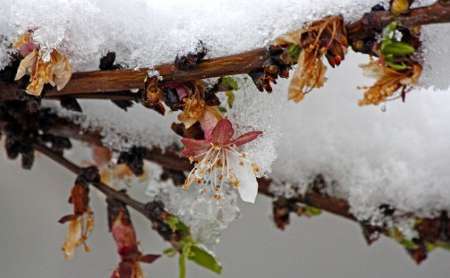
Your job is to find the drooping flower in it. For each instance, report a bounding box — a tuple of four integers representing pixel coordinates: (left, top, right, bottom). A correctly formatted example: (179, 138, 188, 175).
(181, 118, 262, 203)
(14, 32, 72, 96)
(358, 59, 422, 106)
(108, 198, 160, 278)
(59, 182, 94, 260)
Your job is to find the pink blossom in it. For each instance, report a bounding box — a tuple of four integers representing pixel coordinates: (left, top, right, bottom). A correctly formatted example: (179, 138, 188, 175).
(181, 118, 262, 203)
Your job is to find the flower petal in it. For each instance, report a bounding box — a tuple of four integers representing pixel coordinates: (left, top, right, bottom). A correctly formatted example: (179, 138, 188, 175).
(232, 131, 263, 146)
(199, 107, 221, 141)
(228, 152, 258, 203)
(181, 138, 209, 158)
(211, 118, 234, 145)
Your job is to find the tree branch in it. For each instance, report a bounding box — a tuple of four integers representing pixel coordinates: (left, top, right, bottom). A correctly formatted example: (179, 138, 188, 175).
(1, 1, 450, 100)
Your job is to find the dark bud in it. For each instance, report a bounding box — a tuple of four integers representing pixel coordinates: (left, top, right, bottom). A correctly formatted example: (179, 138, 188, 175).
(78, 166, 101, 184)
(371, 3, 386, 11)
(106, 196, 129, 231)
(171, 122, 204, 140)
(273, 198, 290, 230)
(118, 147, 145, 176)
(21, 151, 35, 170)
(5, 136, 20, 160)
(204, 90, 221, 106)
(162, 88, 182, 111)
(360, 224, 381, 245)
(99, 52, 123, 70)
(406, 243, 428, 264)
(111, 99, 134, 111)
(160, 167, 186, 186)
(248, 70, 266, 92)
(60, 97, 82, 112)
(311, 174, 327, 193)
(52, 136, 72, 151)
(379, 204, 395, 216)
(0, 54, 21, 83)
(144, 201, 165, 221)
(25, 99, 41, 114)
(174, 41, 208, 70)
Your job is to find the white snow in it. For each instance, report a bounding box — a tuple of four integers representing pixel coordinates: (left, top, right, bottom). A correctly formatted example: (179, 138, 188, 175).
(2, 0, 450, 240)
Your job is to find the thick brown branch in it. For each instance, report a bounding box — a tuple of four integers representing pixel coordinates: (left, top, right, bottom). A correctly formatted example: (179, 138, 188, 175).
(1, 1, 449, 100)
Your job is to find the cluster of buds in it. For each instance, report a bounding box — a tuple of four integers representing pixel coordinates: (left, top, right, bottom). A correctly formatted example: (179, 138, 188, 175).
(248, 45, 292, 93)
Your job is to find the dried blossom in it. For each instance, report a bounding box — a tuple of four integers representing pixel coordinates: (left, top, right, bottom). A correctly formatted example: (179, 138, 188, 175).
(13, 31, 38, 57)
(181, 118, 262, 203)
(14, 48, 72, 96)
(108, 198, 160, 278)
(358, 59, 422, 106)
(59, 182, 94, 260)
(283, 16, 348, 102)
(142, 76, 165, 115)
(177, 83, 222, 130)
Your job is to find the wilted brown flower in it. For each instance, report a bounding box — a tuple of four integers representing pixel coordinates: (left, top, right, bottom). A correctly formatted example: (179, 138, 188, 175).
(14, 46, 72, 96)
(59, 182, 94, 260)
(142, 76, 166, 115)
(358, 59, 422, 106)
(277, 16, 348, 103)
(177, 81, 222, 130)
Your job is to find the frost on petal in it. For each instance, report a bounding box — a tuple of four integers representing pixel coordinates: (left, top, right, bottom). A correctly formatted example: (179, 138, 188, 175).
(232, 131, 263, 147)
(228, 152, 258, 203)
(181, 138, 209, 158)
(211, 119, 234, 145)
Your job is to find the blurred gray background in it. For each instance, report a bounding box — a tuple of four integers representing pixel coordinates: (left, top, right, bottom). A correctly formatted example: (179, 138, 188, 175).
(0, 155, 449, 278)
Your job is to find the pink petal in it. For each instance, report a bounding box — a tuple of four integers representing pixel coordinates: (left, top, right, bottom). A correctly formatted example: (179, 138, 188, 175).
(19, 42, 38, 57)
(200, 110, 220, 141)
(211, 118, 234, 145)
(180, 138, 209, 157)
(232, 131, 263, 147)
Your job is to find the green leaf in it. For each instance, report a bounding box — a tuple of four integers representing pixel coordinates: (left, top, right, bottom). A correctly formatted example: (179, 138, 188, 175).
(383, 22, 398, 40)
(220, 76, 239, 91)
(218, 106, 227, 113)
(304, 206, 322, 217)
(400, 239, 418, 250)
(163, 247, 177, 257)
(166, 216, 190, 235)
(188, 245, 222, 274)
(225, 90, 235, 109)
(385, 61, 408, 71)
(287, 44, 301, 61)
(381, 41, 415, 56)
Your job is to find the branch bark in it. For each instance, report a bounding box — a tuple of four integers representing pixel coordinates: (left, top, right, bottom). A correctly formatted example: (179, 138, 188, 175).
(1, 1, 450, 100)
(34, 113, 450, 251)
